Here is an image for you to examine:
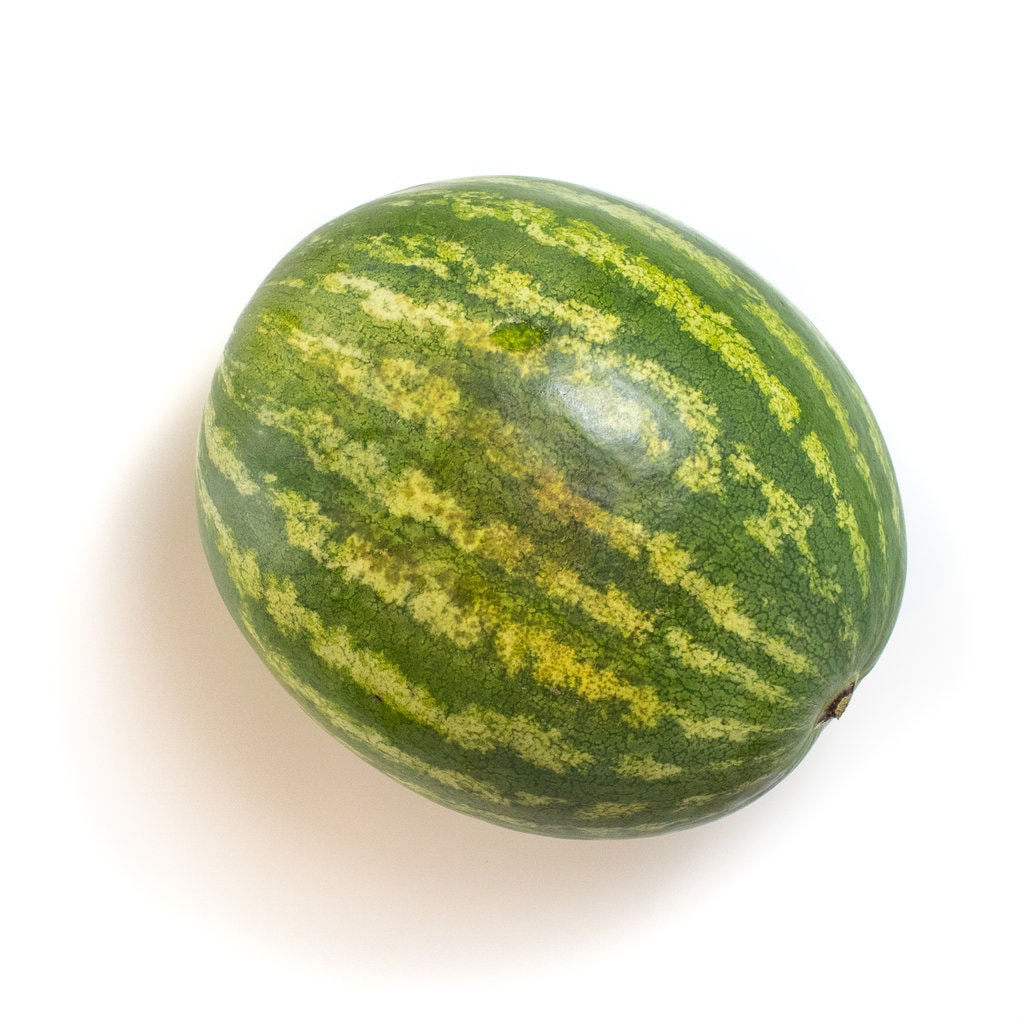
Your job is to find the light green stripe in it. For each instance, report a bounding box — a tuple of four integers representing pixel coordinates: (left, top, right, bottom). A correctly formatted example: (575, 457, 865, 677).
(488, 179, 874, 513)
(263, 303, 808, 677)
(613, 754, 683, 781)
(282, 326, 462, 431)
(310, 604, 594, 775)
(534, 559, 655, 640)
(200, 482, 594, 775)
(743, 296, 880, 495)
(850, 384, 902, 563)
(304, 268, 725, 519)
(321, 271, 498, 350)
(258, 338, 658, 642)
(444, 193, 802, 433)
(196, 467, 262, 600)
(801, 431, 872, 597)
(202, 403, 259, 496)
(319, 263, 723, 492)
(265, 477, 667, 727)
(437, 188, 893, 588)
(240, 419, 764, 741)
(260, 471, 666, 727)
(261, 387, 802, 688)
(664, 628, 791, 705)
(475, 178, 746, 289)
(257, 640, 565, 822)
(357, 232, 621, 346)
(203, 463, 792, 831)
(551, 335, 724, 494)
(727, 444, 843, 603)
(267, 487, 486, 648)
(574, 800, 650, 822)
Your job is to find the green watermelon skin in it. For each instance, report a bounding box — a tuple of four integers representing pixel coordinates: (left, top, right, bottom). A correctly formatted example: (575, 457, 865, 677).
(196, 177, 905, 838)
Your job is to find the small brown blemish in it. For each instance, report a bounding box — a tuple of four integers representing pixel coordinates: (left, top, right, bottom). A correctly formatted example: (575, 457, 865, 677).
(818, 679, 857, 724)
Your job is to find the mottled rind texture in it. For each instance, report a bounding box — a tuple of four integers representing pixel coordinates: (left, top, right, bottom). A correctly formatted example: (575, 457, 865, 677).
(196, 177, 906, 838)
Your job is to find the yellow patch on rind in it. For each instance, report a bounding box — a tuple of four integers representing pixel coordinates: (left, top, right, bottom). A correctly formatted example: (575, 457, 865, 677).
(535, 560, 655, 641)
(199, 498, 593, 776)
(492, 620, 664, 727)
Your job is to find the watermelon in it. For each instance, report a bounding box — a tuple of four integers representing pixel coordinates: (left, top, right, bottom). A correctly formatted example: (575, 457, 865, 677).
(196, 176, 905, 838)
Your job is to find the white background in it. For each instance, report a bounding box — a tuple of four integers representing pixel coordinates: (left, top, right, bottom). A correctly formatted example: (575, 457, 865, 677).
(4, 1, 1021, 1020)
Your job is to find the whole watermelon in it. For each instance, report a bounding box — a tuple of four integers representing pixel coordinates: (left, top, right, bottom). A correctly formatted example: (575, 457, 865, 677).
(196, 176, 905, 838)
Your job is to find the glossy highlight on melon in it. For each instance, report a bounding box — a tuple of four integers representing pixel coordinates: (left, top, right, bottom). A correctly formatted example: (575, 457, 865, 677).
(196, 176, 906, 838)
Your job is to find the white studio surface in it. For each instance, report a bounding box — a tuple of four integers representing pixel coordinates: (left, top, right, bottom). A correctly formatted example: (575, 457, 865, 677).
(4, 2, 1020, 1021)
